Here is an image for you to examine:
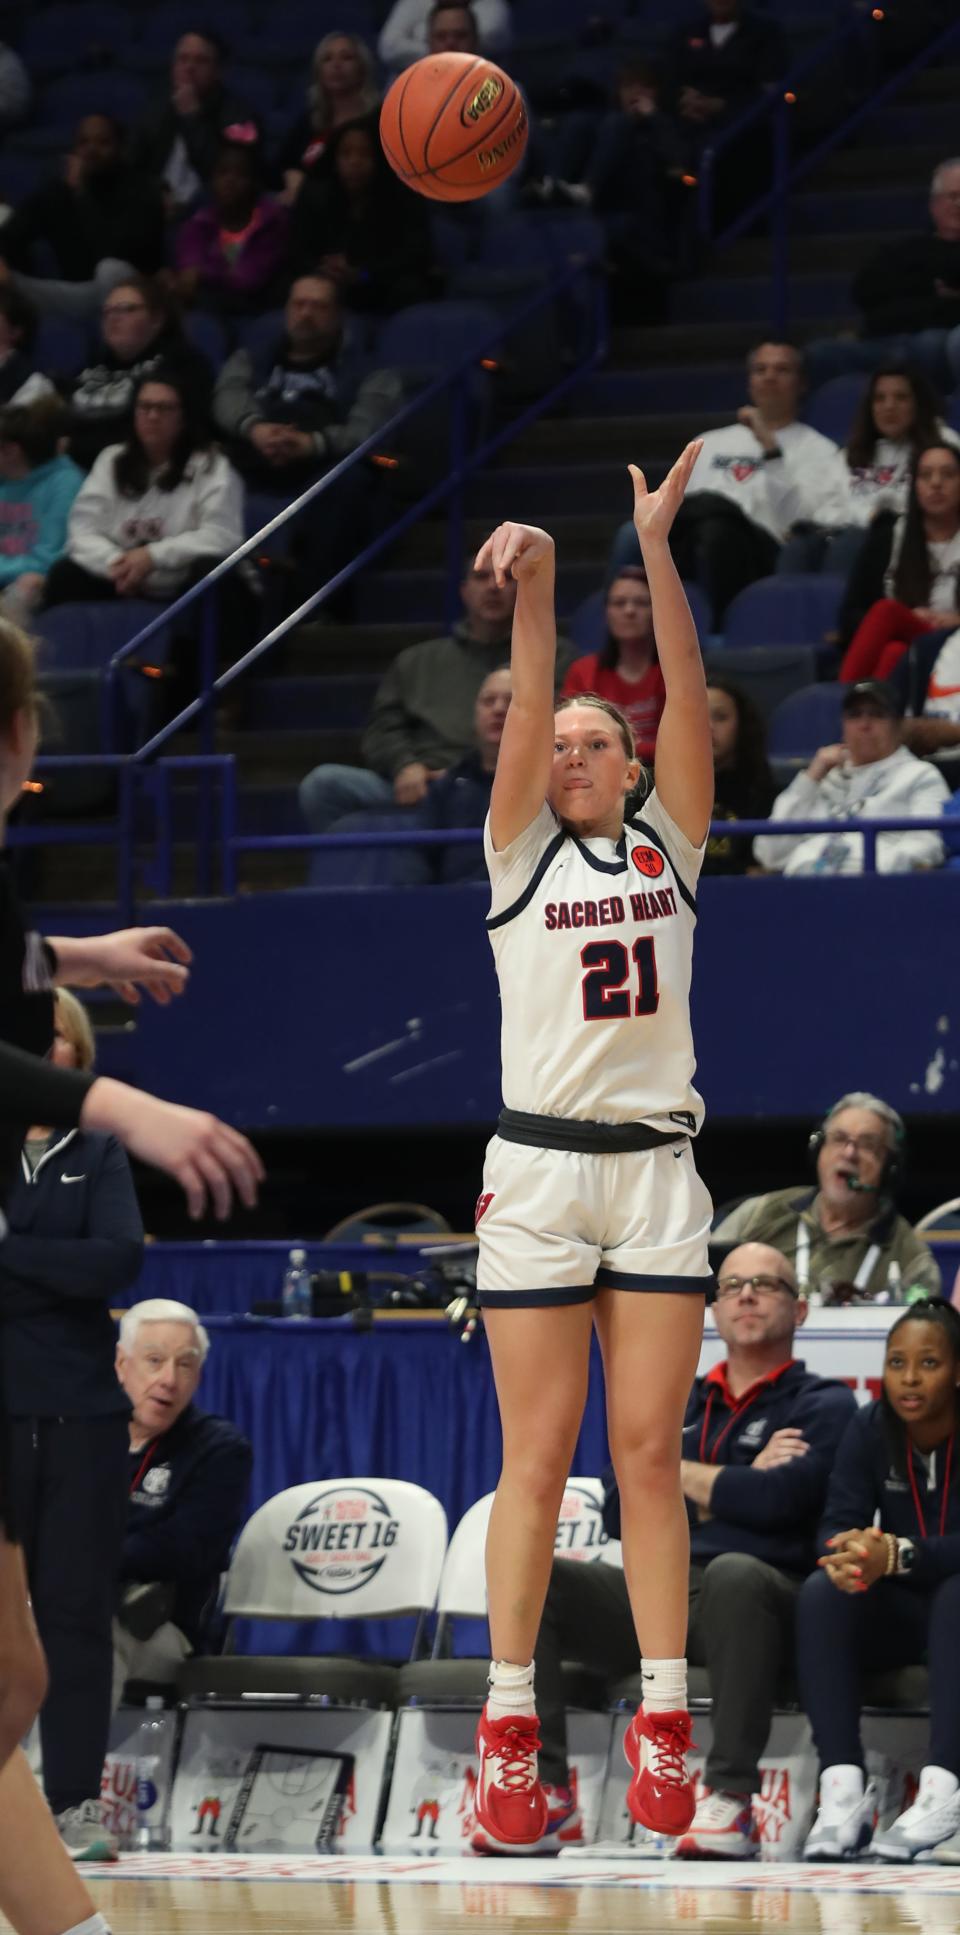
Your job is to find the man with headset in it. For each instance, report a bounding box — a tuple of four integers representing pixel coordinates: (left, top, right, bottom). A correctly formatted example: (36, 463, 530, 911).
(713, 1091, 940, 1302)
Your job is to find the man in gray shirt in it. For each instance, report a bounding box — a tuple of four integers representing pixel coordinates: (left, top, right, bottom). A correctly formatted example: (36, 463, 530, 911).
(299, 557, 522, 830)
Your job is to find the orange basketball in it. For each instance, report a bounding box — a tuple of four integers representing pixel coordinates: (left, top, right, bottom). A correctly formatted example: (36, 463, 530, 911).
(379, 52, 528, 203)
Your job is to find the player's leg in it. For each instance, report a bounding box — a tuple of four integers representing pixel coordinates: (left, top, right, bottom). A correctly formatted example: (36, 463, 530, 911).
(595, 1289, 704, 1836)
(476, 1299, 595, 1850)
(0, 1749, 109, 1935)
(0, 1531, 47, 1768)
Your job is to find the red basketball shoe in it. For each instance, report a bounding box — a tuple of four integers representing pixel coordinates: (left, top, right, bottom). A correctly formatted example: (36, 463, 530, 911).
(623, 1706, 696, 1836)
(473, 1706, 549, 1851)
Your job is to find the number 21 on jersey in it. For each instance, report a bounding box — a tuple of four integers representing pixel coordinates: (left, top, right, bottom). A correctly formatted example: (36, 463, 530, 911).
(581, 937, 659, 1020)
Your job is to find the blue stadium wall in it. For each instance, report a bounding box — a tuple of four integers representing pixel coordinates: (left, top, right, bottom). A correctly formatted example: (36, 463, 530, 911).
(49, 877, 958, 1124)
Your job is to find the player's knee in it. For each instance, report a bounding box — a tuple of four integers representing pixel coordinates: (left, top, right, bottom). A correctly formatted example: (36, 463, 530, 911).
(503, 1439, 575, 1510)
(610, 1422, 681, 1493)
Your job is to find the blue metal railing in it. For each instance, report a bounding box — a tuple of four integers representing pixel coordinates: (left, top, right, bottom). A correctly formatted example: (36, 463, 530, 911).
(101, 261, 608, 767)
(697, 11, 960, 331)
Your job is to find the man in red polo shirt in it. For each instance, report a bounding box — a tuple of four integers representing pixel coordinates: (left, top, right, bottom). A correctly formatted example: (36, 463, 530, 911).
(531, 1241, 857, 1857)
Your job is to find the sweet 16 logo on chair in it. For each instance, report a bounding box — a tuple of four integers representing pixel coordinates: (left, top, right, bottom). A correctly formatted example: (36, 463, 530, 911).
(282, 1486, 400, 1594)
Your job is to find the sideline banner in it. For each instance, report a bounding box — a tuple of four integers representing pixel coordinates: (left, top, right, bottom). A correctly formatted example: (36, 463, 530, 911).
(170, 1705, 391, 1852)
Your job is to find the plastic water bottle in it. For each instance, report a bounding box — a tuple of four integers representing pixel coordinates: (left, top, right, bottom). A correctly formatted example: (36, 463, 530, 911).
(281, 1247, 312, 1319)
(135, 1697, 169, 1851)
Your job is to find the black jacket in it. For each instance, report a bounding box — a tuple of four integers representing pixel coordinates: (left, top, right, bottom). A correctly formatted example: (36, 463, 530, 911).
(603, 1358, 857, 1575)
(130, 88, 258, 199)
(819, 1399, 960, 1589)
(0, 1127, 143, 1416)
(415, 752, 492, 884)
(838, 509, 897, 645)
(853, 235, 960, 338)
(290, 170, 435, 315)
(0, 171, 165, 282)
(665, 8, 786, 113)
(123, 1402, 253, 1649)
(703, 763, 777, 876)
(62, 323, 214, 470)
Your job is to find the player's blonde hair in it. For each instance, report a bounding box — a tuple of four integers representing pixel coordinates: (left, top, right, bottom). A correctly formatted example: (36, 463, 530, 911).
(54, 989, 95, 1072)
(554, 693, 636, 761)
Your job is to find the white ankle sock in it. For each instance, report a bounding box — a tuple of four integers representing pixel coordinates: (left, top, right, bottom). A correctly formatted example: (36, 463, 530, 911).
(919, 1766, 960, 1803)
(61, 1916, 112, 1935)
(640, 1657, 687, 1715)
(487, 1659, 536, 1721)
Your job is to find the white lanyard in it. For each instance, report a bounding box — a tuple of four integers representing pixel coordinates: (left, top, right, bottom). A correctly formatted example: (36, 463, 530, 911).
(795, 1218, 881, 1297)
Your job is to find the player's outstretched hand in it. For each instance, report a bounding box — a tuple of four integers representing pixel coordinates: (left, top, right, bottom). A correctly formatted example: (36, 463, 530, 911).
(49, 926, 193, 1006)
(629, 440, 703, 545)
(475, 522, 554, 588)
(81, 1078, 265, 1221)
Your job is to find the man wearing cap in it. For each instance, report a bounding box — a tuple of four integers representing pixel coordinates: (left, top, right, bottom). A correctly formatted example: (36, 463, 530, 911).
(754, 679, 949, 874)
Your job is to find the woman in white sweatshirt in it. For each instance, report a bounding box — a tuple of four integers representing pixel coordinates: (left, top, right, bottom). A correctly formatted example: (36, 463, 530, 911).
(44, 367, 244, 606)
(780, 366, 960, 575)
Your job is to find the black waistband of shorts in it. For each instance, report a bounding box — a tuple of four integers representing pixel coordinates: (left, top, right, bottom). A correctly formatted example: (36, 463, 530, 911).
(496, 1109, 687, 1154)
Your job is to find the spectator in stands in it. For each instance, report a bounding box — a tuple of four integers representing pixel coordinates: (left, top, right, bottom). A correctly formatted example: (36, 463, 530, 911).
(380, 0, 511, 76)
(702, 678, 776, 875)
(114, 1298, 252, 1698)
(0, 115, 166, 323)
(171, 135, 290, 318)
(45, 368, 243, 607)
(3, 990, 143, 1861)
(713, 1091, 941, 1301)
(290, 118, 436, 316)
(299, 555, 520, 831)
(755, 679, 949, 877)
(838, 443, 960, 674)
(608, 343, 850, 625)
(781, 366, 960, 578)
(806, 159, 960, 393)
(0, 289, 53, 410)
(0, 42, 29, 133)
(277, 33, 381, 204)
(0, 399, 82, 626)
(429, 1, 481, 52)
(561, 569, 665, 765)
(525, 60, 684, 325)
(900, 623, 960, 758)
(533, 1241, 856, 1859)
(663, 0, 786, 228)
(131, 30, 258, 218)
(214, 273, 402, 493)
(62, 275, 214, 472)
(800, 1300, 960, 1863)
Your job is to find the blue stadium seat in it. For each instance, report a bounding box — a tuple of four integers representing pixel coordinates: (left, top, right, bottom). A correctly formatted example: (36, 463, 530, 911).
(35, 70, 148, 128)
(724, 575, 845, 649)
(943, 791, 960, 866)
(222, 65, 279, 119)
(236, 309, 286, 361)
(804, 375, 867, 444)
(19, 4, 133, 78)
(35, 601, 167, 673)
(376, 302, 501, 374)
(34, 315, 91, 378)
(307, 811, 425, 889)
(702, 647, 819, 719)
(767, 682, 844, 758)
(181, 310, 228, 369)
(0, 157, 47, 207)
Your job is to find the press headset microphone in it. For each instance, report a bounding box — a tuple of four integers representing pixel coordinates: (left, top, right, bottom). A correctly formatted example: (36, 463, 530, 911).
(845, 1175, 880, 1193)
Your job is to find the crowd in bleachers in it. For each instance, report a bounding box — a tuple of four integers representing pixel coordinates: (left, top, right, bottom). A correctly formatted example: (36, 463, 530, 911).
(0, 0, 955, 879)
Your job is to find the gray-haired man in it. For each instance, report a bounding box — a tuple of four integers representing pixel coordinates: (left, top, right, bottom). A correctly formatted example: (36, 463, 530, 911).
(713, 1092, 940, 1303)
(113, 1298, 251, 1698)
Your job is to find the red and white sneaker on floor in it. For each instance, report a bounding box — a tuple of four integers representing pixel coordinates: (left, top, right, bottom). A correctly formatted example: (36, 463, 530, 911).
(474, 1779, 583, 1856)
(623, 1706, 696, 1837)
(472, 1706, 549, 1853)
(674, 1787, 760, 1859)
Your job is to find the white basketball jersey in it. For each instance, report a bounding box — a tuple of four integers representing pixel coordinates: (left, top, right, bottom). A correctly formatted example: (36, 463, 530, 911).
(484, 791, 704, 1132)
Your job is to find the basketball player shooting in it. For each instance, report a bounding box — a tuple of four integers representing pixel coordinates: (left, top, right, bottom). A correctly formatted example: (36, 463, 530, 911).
(471, 442, 715, 1854)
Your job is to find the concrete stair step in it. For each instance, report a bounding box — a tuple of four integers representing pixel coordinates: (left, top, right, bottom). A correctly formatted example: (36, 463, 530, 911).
(506, 410, 729, 466)
(394, 510, 618, 569)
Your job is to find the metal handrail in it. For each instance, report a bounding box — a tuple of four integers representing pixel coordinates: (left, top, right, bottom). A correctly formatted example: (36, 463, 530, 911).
(697, 11, 960, 329)
(102, 259, 607, 762)
(226, 814, 955, 880)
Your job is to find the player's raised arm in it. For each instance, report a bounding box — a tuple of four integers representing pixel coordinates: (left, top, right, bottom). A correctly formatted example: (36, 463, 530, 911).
(477, 522, 557, 851)
(628, 443, 713, 846)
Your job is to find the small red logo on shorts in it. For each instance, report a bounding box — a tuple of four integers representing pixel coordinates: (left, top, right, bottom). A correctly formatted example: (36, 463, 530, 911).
(631, 845, 664, 878)
(475, 1191, 494, 1225)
